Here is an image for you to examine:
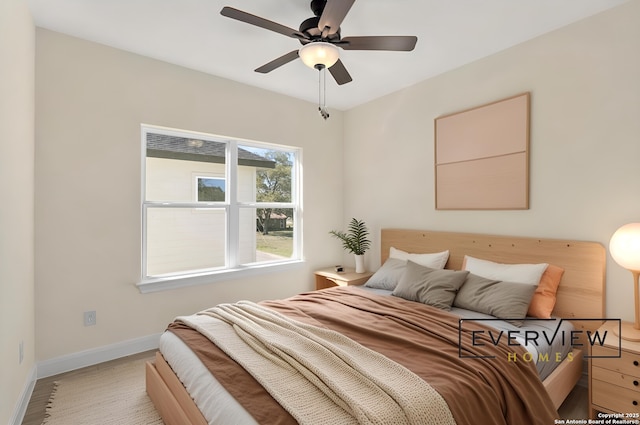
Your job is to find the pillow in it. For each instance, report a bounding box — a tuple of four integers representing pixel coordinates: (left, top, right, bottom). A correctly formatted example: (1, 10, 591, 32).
(527, 265, 565, 319)
(462, 255, 548, 285)
(453, 273, 537, 327)
(390, 247, 449, 269)
(392, 261, 469, 310)
(365, 258, 407, 290)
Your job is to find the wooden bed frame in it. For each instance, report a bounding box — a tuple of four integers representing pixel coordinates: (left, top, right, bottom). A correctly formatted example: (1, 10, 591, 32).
(146, 229, 606, 424)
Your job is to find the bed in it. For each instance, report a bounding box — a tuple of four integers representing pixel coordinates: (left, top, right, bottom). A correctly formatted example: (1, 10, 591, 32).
(146, 229, 606, 424)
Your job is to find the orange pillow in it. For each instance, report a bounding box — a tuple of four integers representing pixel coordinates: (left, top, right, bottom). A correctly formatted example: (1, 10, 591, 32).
(527, 264, 564, 319)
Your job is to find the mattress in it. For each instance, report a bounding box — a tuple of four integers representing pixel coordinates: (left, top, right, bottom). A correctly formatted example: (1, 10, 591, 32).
(160, 330, 257, 425)
(159, 287, 570, 424)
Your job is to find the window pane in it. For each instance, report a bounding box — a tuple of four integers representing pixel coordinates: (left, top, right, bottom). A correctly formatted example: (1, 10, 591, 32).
(239, 207, 294, 264)
(238, 145, 293, 203)
(197, 177, 225, 202)
(146, 207, 225, 276)
(146, 133, 226, 202)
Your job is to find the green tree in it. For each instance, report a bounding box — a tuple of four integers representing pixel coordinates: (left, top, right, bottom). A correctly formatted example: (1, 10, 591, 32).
(256, 151, 292, 235)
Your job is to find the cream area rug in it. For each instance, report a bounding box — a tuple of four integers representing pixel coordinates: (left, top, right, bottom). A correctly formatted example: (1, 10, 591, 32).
(42, 357, 164, 425)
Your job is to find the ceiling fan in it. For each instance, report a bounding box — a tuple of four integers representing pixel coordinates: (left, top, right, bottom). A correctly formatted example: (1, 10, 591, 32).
(220, 0, 418, 86)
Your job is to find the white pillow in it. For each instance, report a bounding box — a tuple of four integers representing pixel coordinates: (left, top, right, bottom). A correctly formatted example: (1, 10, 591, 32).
(463, 255, 548, 285)
(390, 247, 449, 269)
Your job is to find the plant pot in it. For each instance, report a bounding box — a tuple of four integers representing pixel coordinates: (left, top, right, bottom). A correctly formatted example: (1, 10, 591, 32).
(354, 254, 365, 273)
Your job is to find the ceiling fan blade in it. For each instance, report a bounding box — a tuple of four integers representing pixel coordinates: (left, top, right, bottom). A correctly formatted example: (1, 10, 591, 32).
(221, 7, 306, 40)
(255, 50, 300, 74)
(328, 59, 352, 85)
(340, 36, 418, 51)
(318, 0, 355, 36)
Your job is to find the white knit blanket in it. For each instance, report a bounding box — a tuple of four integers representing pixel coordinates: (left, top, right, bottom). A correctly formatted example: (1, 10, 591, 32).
(177, 301, 456, 425)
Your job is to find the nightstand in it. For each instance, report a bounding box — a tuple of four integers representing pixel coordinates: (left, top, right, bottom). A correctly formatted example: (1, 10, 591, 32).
(590, 321, 640, 418)
(314, 267, 373, 290)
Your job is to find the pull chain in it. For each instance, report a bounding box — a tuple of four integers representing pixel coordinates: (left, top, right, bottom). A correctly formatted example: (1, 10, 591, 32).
(317, 65, 329, 120)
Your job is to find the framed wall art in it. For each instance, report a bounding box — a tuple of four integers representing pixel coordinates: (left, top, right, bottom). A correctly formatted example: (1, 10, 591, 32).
(434, 92, 530, 210)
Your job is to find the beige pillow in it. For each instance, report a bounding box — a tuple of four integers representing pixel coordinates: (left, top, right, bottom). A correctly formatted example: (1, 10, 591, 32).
(392, 261, 468, 310)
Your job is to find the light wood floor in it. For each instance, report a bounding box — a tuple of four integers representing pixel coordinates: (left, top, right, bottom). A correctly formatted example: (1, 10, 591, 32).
(559, 384, 589, 418)
(21, 351, 589, 425)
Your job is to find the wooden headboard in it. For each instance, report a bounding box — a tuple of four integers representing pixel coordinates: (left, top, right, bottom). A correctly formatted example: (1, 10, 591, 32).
(381, 229, 606, 349)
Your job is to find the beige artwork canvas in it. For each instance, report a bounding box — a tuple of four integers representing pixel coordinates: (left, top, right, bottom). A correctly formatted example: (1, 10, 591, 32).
(435, 92, 530, 210)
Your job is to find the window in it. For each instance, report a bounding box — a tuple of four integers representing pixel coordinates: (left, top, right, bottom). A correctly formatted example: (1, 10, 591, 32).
(196, 176, 225, 202)
(139, 125, 302, 291)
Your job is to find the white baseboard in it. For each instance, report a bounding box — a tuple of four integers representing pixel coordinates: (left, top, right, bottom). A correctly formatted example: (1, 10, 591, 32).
(37, 332, 162, 379)
(10, 365, 37, 425)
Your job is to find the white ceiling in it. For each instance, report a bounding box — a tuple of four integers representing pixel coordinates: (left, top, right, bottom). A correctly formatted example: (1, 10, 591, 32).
(27, 0, 628, 111)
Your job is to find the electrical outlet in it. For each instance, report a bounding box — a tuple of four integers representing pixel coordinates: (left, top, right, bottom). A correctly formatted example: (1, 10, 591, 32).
(84, 310, 97, 326)
(19, 341, 24, 364)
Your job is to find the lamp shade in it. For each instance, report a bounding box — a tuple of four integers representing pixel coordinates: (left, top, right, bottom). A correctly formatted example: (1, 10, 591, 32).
(610, 223, 640, 271)
(299, 42, 339, 69)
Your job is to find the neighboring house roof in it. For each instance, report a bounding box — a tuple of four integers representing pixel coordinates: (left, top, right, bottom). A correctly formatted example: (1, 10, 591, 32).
(146, 133, 276, 168)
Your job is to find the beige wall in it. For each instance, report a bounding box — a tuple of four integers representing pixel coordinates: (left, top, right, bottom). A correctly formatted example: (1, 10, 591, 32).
(344, 1, 640, 322)
(34, 29, 345, 361)
(0, 0, 35, 423)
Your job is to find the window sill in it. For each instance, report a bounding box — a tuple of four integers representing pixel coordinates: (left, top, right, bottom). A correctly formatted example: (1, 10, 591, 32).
(136, 260, 305, 293)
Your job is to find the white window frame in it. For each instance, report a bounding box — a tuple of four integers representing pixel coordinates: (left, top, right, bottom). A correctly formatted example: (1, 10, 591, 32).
(137, 124, 303, 293)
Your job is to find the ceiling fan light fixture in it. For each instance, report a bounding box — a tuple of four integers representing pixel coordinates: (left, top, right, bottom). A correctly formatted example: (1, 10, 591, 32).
(299, 42, 339, 69)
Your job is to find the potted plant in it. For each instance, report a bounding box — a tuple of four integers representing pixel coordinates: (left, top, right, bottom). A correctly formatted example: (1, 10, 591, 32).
(329, 218, 371, 273)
